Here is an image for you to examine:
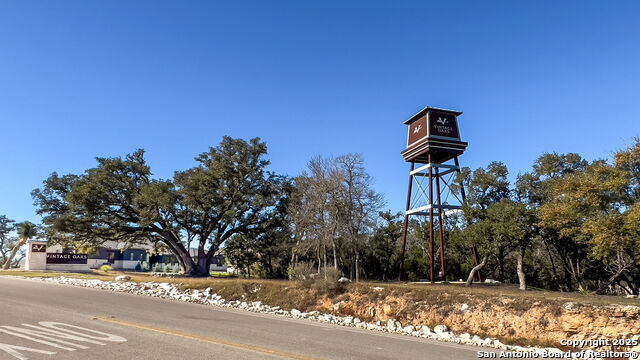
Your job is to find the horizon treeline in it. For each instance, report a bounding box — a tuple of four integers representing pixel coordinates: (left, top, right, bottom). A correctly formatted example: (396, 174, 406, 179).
(228, 139, 640, 295)
(17, 136, 640, 295)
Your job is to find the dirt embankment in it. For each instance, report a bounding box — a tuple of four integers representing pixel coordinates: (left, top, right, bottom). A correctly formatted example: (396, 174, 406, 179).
(200, 279, 640, 350)
(328, 291, 640, 350)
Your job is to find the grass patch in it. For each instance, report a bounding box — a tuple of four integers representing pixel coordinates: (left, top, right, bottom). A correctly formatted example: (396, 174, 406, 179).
(2, 270, 636, 307)
(210, 271, 235, 278)
(0, 270, 111, 280)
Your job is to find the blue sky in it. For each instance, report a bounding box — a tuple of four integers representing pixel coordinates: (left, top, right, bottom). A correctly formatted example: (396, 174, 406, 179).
(1, 1, 639, 222)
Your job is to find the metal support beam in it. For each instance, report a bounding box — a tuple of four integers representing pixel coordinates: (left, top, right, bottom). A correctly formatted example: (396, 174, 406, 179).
(435, 167, 446, 281)
(398, 155, 473, 284)
(410, 163, 459, 176)
(437, 168, 458, 177)
(406, 204, 461, 215)
(398, 161, 415, 281)
(428, 154, 435, 284)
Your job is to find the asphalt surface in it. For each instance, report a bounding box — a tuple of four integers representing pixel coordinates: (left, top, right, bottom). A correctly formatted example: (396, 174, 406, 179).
(0, 277, 492, 360)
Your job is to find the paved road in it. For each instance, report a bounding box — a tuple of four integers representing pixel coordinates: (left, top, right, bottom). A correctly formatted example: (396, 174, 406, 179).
(0, 277, 491, 360)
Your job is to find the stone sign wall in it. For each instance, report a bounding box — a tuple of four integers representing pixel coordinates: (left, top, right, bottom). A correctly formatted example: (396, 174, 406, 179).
(24, 241, 90, 272)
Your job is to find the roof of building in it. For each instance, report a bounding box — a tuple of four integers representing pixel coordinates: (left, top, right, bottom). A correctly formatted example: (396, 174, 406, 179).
(403, 106, 463, 125)
(100, 240, 154, 251)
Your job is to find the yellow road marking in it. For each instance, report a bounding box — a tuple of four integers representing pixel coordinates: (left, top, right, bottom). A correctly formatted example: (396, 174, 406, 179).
(95, 316, 325, 360)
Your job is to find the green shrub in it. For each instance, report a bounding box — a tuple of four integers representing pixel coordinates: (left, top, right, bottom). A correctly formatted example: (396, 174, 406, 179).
(288, 262, 316, 287)
(312, 267, 347, 296)
(288, 262, 316, 281)
(288, 264, 346, 295)
(320, 266, 341, 282)
(99, 264, 113, 272)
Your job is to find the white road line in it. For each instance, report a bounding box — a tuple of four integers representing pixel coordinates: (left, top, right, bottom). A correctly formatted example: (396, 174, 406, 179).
(0, 327, 79, 351)
(36, 322, 127, 343)
(20, 324, 105, 345)
(0, 322, 127, 360)
(0, 343, 56, 360)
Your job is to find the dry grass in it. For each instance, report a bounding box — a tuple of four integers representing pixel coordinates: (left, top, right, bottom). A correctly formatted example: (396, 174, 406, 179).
(350, 281, 640, 307)
(1, 270, 637, 308)
(0, 269, 111, 280)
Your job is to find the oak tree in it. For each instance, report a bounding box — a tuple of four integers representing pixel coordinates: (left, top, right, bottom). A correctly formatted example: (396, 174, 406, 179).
(33, 137, 287, 277)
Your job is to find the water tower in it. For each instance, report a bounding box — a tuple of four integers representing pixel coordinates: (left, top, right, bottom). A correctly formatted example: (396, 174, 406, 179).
(398, 106, 480, 282)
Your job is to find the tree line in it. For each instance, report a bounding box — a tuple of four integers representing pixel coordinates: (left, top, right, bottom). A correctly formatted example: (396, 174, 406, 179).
(225, 139, 640, 296)
(26, 136, 640, 294)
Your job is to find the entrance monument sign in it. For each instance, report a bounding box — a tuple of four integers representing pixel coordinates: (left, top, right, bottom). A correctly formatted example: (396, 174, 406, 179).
(24, 240, 89, 272)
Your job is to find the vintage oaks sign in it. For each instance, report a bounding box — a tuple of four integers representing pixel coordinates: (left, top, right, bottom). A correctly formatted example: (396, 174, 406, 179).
(46, 253, 88, 264)
(428, 111, 459, 139)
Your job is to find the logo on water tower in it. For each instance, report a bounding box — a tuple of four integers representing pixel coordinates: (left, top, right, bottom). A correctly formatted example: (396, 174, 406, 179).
(429, 111, 459, 139)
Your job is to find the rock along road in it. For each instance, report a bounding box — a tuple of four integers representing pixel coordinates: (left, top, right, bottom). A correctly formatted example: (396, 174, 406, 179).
(0, 277, 489, 360)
